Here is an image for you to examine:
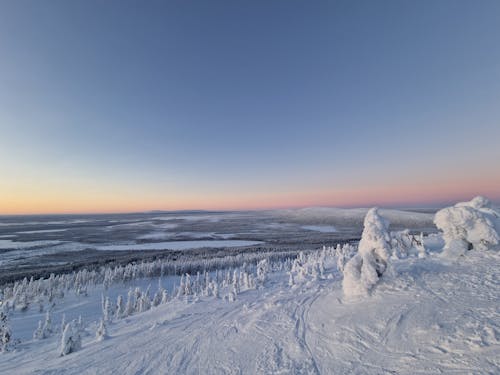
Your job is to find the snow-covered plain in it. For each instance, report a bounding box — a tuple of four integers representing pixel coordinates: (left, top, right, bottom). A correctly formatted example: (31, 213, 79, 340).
(0, 201, 499, 374)
(96, 240, 263, 251)
(301, 225, 337, 233)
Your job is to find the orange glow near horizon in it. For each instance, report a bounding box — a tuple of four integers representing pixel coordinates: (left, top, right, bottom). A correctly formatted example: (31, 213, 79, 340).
(2, 174, 499, 215)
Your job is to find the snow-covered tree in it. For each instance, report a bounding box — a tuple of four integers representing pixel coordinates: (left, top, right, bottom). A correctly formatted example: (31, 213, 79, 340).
(0, 310, 10, 352)
(42, 311, 52, 336)
(33, 320, 44, 340)
(434, 196, 499, 257)
(77, 315, 84, 334)
(138, 291, 151, 312)
(232, 270, 240, 294)
(152, 279, 164, 307)
(211, 280, 220, 298)
(60, 320, 81, 356)
(103, 296, 113, 322)
(176, 275, 184, 298)
(256, 259, 269, 285)
(115, 295, 125, 319)
(161, 289, 169, 305)
(343, 208, 391, 297)
(227, 287, 236, 302)
(390, 229, 416, 259)
(152, 290, 162, 307)
(184, 274, 192, 296)
(96, 318, 108, 342)
(60, 313, 66, 334)
(417, 233, 427, 258)
(125, 288, 135, 316)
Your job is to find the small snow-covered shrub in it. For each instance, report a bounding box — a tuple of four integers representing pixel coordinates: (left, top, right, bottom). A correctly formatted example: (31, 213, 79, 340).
(343, 208, 391, 297)
(434, 196, 499, 257)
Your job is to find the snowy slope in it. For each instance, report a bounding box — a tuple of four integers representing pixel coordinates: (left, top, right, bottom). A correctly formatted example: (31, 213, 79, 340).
(1, 248, 498, 374)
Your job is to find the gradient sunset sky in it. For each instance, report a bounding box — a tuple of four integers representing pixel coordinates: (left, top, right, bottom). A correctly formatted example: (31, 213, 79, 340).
(1, 1, 499, 214)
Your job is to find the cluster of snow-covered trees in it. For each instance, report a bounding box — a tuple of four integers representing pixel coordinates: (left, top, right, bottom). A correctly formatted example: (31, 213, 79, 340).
(0, 249, 300, 315)
(341, 196, 499, 297)
(29, 308, 85, 356)
(60, 259, 281, 355)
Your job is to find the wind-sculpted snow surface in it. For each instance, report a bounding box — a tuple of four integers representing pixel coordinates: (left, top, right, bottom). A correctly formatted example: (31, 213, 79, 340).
(435, 196, 500, 257)
(342, 208, 391, 297)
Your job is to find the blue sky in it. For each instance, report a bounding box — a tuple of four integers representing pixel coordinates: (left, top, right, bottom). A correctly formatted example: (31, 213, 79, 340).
(1, 1, 499, 213)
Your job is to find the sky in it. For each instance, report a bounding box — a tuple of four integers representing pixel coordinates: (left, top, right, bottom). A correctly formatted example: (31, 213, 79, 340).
(1, 0, 500, 214)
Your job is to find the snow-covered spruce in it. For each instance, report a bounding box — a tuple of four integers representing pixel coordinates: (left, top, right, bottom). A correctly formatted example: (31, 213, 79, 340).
(434, 196, 500, 257)
(0, 249, 299, 313)
(343, 208, 391, 297)
(60, 320, 82, 356)
(96, 318, 108, 342)
(256, 259, 269, 286)
(0, 309, 11, 353)
(103, 296, 113, 322)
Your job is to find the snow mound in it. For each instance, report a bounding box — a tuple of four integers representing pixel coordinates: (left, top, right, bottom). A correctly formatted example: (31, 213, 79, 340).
(343, 208, 391, 297)
(434, 196, 500, 257)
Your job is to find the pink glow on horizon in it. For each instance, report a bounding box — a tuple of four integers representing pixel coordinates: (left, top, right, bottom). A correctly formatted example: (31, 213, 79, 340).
(1, 173, 498, 214)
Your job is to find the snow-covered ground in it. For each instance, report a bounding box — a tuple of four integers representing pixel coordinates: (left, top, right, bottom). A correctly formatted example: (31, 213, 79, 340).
(0, 200, 498, 374)
(1, 247, 499, 374)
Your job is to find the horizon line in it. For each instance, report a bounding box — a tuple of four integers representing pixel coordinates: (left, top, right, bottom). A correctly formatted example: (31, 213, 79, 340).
(2, 197, 498, 216)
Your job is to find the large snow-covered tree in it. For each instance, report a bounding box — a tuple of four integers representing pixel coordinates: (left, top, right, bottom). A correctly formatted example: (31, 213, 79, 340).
(343, 208, 391, 297)
(434, 196, 499, 257)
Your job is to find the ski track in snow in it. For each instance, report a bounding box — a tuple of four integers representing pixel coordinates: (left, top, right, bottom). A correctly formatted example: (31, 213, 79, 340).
(1, 251, 499, 374)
